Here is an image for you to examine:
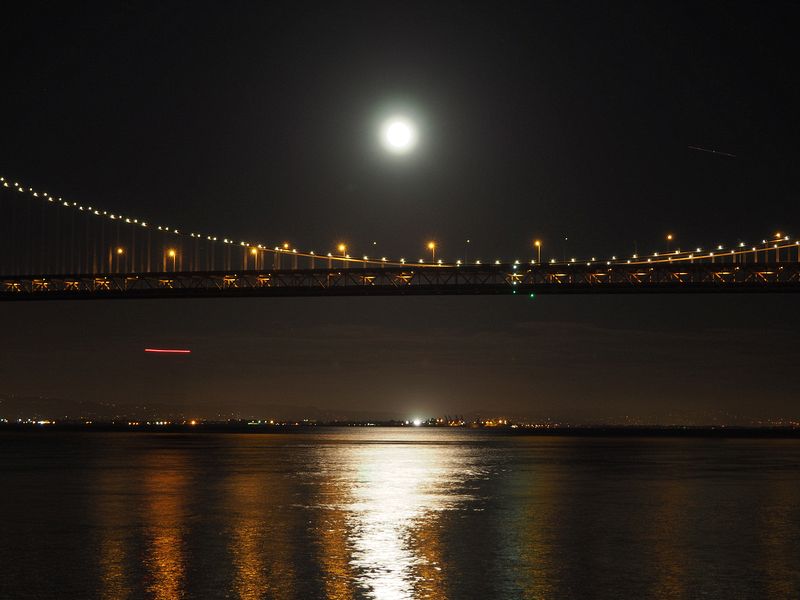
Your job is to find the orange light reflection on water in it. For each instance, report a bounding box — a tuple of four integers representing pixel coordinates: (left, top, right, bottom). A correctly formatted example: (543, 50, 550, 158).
(144, 453, 189, 600)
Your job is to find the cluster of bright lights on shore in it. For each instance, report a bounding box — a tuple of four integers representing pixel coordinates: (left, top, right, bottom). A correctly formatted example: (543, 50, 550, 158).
(1, 176, 797, 270)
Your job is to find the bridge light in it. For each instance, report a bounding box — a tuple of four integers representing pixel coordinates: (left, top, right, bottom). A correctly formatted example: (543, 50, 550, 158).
(427, 241, 436, 263)
(338, 243, 346, 254)
(283, 242, 289, 249)
(382, 257, 387, 262)
(250, 248, 258, 256)
(116, 247, 124, 255)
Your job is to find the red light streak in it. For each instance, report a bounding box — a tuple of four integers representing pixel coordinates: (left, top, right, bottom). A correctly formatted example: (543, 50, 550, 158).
(144, 348, 192, 354)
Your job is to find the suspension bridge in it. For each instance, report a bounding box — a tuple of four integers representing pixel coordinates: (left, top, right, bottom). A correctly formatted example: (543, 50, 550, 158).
(1, 177, 799, 300)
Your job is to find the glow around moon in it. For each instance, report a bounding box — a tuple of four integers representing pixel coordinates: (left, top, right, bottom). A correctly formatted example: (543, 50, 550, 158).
(380, 117, 418, 154)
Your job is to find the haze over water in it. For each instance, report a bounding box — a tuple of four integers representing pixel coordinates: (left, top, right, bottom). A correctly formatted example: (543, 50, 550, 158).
(1, 429, 799, 599)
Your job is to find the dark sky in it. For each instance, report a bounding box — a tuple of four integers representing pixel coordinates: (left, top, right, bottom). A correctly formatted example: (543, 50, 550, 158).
(1, 1, 799, 422)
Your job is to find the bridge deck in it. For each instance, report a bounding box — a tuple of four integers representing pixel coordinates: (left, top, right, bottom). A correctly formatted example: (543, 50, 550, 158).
(2, 263, 799, 300)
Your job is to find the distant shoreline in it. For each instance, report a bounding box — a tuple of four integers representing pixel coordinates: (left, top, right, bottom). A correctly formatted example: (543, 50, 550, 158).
(2, 423, 800, 438)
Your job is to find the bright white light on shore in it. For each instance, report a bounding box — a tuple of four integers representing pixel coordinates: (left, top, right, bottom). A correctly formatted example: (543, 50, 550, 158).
(381, 117, 417, 154)
(412, 418, 422, 426)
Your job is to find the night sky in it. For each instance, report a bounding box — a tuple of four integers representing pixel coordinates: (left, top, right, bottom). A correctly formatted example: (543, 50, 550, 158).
(1, 1, 799, 422)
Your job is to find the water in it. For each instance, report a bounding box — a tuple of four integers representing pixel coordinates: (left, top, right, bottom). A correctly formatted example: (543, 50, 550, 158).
(1, 430, 799, 599)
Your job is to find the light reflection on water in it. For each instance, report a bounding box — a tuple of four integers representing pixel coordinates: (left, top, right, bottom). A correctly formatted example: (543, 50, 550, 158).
(225, 465, 296, 600)
(1, 431, 800, 599)
(333, 441, 472, 600)
(143, 452, 188, 600)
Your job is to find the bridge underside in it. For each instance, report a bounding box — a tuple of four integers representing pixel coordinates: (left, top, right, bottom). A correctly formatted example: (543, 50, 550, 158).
(2, 263, 799, 300)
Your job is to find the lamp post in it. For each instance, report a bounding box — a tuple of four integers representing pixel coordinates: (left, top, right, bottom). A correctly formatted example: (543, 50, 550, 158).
(534, 240, 541, 263)
(166, 248, 176, 272)
(338, 243, 347, 268)
(114, 247, 124, 273)
(427, 241, 436, 264)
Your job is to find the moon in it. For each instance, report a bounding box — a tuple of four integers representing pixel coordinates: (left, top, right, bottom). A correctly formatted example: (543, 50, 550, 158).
(380, 117, 417, 154)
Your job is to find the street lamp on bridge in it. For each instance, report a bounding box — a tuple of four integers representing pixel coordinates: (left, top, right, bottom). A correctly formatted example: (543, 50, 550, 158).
(534, 240, 541, 263)
(250, 247, 258, 270)
(427, 241, 436, 264)
(114, 247, 124, 273)
(165, 248, 177, 272)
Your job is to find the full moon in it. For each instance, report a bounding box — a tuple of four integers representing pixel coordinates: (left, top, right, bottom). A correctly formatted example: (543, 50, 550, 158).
(381, 117, 417, 154)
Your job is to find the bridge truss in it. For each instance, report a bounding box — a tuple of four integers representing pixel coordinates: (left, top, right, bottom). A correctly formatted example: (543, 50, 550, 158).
(2, 262, 799, 300)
